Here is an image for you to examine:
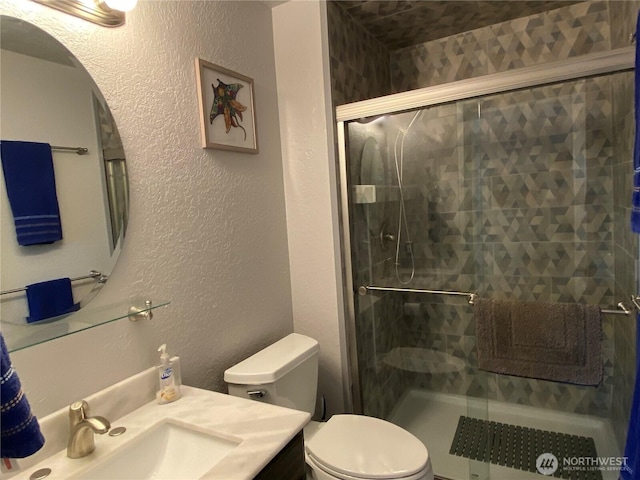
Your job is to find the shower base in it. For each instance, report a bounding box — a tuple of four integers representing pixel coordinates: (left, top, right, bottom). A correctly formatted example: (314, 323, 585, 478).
(387, 389, 620, 480)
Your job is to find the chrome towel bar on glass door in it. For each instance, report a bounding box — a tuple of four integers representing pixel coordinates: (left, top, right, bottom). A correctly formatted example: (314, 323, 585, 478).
(0, 271, 106, 296)
(357, 285, 640, 316)
(357, 285, 478, 305)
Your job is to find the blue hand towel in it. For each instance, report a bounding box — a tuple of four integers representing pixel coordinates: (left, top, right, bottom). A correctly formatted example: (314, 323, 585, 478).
(26, 278, 80, 323)
(621, 313, 640, 480)
(0, 140, 63, 246)
(0, 333, 45, 459)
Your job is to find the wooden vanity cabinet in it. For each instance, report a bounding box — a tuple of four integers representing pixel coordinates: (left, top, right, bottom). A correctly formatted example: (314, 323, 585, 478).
(254, 430, 305, 480)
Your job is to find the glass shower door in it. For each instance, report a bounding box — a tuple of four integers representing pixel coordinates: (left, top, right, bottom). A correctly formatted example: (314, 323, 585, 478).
(344, 101, 490, 480)
(341, 68, 636, 480)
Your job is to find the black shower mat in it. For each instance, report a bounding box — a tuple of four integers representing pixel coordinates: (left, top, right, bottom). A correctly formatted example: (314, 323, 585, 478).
(449, 415, 602, 479)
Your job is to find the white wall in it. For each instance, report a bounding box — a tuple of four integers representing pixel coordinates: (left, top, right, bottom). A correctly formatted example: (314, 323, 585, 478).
(0, 0, 294, 417)
(272, 0, 350, 416)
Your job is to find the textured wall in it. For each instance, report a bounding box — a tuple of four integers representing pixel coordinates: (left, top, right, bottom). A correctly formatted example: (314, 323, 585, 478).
(2, 0, 294, 417)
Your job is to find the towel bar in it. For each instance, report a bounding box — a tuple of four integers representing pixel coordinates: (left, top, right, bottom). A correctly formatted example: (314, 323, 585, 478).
(0, 271, 106, 296)
(51, 145, 88, 155)
(358, 285, 640, 315)
(602, 302, 631, 315)
(358, 285, 477, 304)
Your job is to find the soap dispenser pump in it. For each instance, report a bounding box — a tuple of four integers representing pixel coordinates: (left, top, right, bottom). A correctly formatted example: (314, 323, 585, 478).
(157, 344, 181, 404)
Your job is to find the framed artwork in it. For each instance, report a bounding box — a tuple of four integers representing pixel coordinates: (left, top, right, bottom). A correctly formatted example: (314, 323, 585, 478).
(195, 58, 259, 153)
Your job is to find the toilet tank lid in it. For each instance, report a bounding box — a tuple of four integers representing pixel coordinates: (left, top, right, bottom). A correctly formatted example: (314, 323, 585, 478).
(224, 333, 319, 385)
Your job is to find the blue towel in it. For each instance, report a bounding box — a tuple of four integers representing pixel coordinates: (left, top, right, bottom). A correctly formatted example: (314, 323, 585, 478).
(632, 9, 640, 232)
(626, 10, 640, 480)
(621, 313, 640, 480)
(0, 140, 63, 246)
(0, 333, 45, 459)
(26, 278, 80, 323)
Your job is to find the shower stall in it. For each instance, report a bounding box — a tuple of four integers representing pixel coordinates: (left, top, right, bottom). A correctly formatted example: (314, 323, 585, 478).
(336, 48, 638, 480)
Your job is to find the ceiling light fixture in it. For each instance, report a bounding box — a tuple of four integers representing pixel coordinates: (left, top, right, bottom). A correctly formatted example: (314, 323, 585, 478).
(30, 0, 137, 27)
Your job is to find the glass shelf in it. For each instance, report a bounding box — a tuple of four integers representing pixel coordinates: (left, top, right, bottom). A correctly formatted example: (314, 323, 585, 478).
(2, 299, 170, 353)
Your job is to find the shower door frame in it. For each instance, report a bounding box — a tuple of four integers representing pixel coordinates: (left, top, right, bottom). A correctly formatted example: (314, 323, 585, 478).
(335, 46, 635, 414)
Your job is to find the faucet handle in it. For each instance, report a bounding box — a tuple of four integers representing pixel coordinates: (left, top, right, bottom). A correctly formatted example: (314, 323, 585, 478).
(69, 400, 89, 425)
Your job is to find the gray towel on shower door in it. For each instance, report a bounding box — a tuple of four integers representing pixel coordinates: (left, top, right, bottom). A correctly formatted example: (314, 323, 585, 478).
(474, 298, 603, 386)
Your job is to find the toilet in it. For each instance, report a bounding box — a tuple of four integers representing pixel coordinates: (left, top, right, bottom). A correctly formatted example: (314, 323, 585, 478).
(224, 333, 434, 480)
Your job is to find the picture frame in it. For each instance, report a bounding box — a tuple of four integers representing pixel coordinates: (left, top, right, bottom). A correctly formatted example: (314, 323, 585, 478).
(195, 58, 259, 153)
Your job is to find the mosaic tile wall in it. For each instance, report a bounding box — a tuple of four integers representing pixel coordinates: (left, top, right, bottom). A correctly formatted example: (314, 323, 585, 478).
(385, 76, 619, 420)
(326, 1, 391, 106)
(344, 1, 639, 443)
(351, 76, 622, 420)
(338, 0, 580, 50)
(390, 2, 610, 92)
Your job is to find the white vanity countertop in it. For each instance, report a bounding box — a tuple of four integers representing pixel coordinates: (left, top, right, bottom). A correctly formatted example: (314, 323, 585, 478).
(9, 386, 310, 480)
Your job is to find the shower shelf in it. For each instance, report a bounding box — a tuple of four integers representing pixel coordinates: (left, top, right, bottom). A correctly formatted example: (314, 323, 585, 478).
(357, 285, 640, 316)
(353, 185, 397, 204)
(352, 185, 419, 204)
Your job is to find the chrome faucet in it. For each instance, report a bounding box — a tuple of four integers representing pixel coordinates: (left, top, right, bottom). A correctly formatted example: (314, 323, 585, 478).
(67, 400, 111, 458)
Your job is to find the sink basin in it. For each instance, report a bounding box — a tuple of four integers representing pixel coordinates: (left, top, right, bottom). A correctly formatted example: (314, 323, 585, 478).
(74, 420, 241, 479)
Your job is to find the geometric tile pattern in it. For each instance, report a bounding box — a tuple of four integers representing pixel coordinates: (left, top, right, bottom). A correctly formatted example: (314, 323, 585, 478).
(345, 1, 638, 432)
(327, 1, 391, 106)
(390, 1, 611, 92)
(486, 3, 609, 73)
(336, 0, 581, 50)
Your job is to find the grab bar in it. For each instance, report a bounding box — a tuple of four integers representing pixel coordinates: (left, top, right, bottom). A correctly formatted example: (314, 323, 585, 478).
(0, 270, 107, 296)
(357, 285, 639, 315)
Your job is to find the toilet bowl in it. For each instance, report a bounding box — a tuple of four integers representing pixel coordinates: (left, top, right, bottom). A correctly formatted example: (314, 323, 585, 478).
(224, 333, 434, 480)
(305, 415, 433, 480)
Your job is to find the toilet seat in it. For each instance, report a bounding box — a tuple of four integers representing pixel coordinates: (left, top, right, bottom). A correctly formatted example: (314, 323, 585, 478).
(305, 415, 429, 480)
(307, 455, 430, 480)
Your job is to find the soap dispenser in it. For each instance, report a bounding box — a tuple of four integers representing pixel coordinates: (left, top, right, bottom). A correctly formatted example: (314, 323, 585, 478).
(157, 344, 181, 404)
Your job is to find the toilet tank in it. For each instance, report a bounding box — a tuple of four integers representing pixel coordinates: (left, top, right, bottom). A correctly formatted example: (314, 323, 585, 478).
(224, 333, 319, 414)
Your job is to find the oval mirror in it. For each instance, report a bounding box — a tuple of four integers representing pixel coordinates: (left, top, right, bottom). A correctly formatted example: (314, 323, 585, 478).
(0, 16, 129, 350)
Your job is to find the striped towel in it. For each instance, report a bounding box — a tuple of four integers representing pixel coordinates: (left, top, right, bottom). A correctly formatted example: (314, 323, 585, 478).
(0, 334, 44, 458)
(0, 141, 63, 246)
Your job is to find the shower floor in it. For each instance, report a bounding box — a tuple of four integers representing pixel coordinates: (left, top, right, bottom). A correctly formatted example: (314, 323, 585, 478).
(387, 389, 620, 480)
